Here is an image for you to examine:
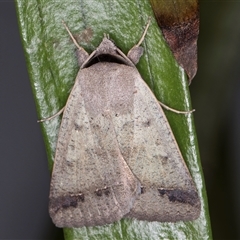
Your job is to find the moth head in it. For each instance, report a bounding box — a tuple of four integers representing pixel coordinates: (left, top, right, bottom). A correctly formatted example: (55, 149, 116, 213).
(96, 35, 117, 56)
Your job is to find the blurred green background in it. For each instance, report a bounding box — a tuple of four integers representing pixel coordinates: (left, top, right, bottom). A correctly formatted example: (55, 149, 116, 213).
(192, 1, 240, 239)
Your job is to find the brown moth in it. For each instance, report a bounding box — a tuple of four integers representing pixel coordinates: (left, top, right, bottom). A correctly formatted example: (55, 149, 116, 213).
(47, 20, 200, 228)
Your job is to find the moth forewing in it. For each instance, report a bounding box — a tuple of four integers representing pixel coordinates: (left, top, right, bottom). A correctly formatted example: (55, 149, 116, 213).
(49, 63, 142, 228)
(124, 74, 200, 221)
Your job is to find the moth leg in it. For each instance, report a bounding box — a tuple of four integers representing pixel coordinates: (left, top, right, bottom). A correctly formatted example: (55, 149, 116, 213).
(62, 21, 89, 66)
(37, 107, 65, 123)
(158, 100, 195, 114)
(127, 18, 151, 65)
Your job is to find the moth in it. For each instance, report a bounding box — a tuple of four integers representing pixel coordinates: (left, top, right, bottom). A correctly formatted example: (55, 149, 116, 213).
(46, 20, 200, 228)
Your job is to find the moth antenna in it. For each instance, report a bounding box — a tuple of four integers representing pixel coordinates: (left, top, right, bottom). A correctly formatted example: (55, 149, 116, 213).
(62, 20, 89, 55)
(136, 17, 151, 47)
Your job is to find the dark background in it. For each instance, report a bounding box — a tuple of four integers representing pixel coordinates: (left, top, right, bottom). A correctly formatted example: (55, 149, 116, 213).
(1, 1, 240, 239)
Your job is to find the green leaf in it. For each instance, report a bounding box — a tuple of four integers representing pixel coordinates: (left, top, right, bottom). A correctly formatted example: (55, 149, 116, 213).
(15, 0, 212, 239)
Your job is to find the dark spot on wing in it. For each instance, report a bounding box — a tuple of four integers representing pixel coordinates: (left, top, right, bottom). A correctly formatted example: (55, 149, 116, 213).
(95, 189, 103, 196)
(158, 188, 199, 206)
(143, 119, 152, 127)
(103, 186, 110, 196)
(50, 192, 84, 213)
(95, 186, 110, 197)
(74, 123, 82, 131)
(140, 186, 146, 194)
(161, 155, 168, 164)
(92, 124, 100, 129)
